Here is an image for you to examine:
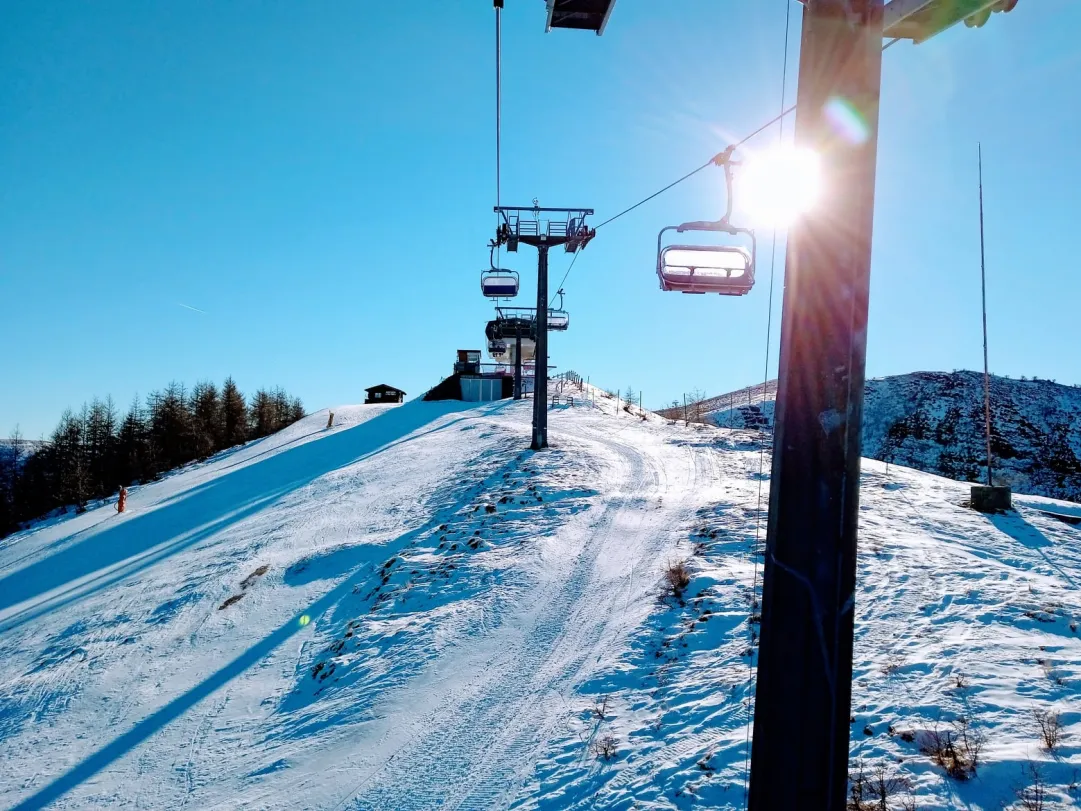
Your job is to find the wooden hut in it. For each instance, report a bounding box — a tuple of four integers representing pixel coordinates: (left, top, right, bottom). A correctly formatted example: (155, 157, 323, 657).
(364, 384, 406, 404)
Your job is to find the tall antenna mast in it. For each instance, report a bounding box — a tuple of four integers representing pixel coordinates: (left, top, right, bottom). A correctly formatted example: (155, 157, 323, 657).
(979, 143, 992, 487)
(494, 0, 502, 211)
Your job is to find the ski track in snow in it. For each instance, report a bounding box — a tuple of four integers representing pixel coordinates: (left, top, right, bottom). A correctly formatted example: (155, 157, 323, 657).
(0, 392, 1079, 810)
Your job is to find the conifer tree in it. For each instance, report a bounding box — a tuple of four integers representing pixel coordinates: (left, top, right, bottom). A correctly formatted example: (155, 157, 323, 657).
(248, 389, 274, 439)
(84, 396, 118, 497)
(52, 409, 87, 512)
(191, 381, 222, 459)
(2, 376, 306, 539)
(221, 377, 248, 448)
(149, 382, 195, 472)
(116, 395, 150, 486)
(0, 426, 22, 535)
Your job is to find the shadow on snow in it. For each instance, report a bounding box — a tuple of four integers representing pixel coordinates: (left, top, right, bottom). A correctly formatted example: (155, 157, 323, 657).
(0, 401, 480, 634)
(5, 400, 522, 810)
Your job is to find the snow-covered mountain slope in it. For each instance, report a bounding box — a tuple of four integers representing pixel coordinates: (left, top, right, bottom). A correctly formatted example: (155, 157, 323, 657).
(1, 389, 1079, 810)
(865, 372, 1081, 503)
(665, 372, 1081, 505)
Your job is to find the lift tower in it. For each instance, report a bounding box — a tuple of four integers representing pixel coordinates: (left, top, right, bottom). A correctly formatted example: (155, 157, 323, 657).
(750, 1, 1020, 808)
(495, 206, 593, 450)
(748, 2, 883, 808)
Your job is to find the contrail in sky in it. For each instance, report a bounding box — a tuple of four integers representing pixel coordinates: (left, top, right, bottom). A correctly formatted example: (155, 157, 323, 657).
(177, 303, 208, 315)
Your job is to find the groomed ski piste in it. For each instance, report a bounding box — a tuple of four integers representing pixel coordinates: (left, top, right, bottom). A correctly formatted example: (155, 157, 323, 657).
(1, 384, 1079, 810)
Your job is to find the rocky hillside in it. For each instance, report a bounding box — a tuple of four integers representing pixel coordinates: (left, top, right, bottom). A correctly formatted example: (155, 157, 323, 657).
(661, 371, 1081, 504)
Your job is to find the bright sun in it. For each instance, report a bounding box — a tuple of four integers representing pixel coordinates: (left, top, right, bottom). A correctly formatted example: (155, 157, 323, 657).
(736, 145, 822, 228)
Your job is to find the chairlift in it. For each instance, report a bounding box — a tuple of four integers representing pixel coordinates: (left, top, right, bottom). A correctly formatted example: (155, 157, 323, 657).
(497, 337, 535, 364)
(548, 288, 570, 330)
(481, 271, 519, 298)
(657, 228, 755, 295)
(655, 149, 757, 296)
(486, 314, 537, 363)
(547, 311, 570, 330)
(481, 241, 520, 298)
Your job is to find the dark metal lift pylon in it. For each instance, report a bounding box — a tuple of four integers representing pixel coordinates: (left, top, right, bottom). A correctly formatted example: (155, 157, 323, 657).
(749, 1, 1021, 804)
(748, 1, 883, 808)
(494, 206, 594, 450)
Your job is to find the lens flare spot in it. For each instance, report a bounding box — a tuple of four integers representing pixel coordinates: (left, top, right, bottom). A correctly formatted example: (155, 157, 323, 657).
(824, 96, 870, 145)
(298, 614, 311, 627)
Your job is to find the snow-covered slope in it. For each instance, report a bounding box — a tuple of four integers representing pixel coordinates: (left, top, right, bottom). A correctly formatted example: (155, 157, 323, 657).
(661, 381, 777, 431)
(1, 390, 1079, 810)
(666, 373, 1081, 505)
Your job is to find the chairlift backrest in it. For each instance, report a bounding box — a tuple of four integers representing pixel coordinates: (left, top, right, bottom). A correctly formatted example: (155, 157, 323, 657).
(481, 269, 519, 298)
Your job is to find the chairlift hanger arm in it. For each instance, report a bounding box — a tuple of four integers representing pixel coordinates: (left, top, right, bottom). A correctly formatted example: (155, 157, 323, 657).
(487, 240, 513, 273)
(709, 147, 743, 224)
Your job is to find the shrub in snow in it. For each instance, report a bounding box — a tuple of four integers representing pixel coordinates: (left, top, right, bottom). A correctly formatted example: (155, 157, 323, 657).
(847, 760, 916, 811)
(880, 652, 907, 676)
(592, 695, 609, 721)
(590, 733, 618, 761)
(1014, 762, 1047, 811)
(1032, 708, 1063, 752)
(919, 717, 984, 781)
(661, 560, 692, 604)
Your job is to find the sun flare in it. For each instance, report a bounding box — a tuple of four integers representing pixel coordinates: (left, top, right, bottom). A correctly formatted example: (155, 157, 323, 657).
(736, 145, 822, 228)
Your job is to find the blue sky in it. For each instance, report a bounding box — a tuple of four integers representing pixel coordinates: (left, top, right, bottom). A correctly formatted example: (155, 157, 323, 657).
(2, 1, 1078, 438)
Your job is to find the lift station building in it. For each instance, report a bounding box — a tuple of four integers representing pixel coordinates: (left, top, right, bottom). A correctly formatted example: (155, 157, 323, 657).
(423, 350, 517, 403)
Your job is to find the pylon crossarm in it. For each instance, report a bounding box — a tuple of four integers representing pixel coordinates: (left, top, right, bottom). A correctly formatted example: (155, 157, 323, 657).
(881, 0, 1020, 43)
(494, 205, 594, 251)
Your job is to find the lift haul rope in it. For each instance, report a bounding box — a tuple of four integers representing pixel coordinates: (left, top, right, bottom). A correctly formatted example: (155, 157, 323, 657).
(549, 250, 580, 307)
(744, 0, 794, 801)
(495, 0, 503, 270)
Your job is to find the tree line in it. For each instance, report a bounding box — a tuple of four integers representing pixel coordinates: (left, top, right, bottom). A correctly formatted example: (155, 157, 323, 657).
(0, 378, 304, 539)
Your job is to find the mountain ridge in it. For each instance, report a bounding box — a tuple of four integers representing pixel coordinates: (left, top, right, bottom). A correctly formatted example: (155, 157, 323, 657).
(661, 371, 1081, 504)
